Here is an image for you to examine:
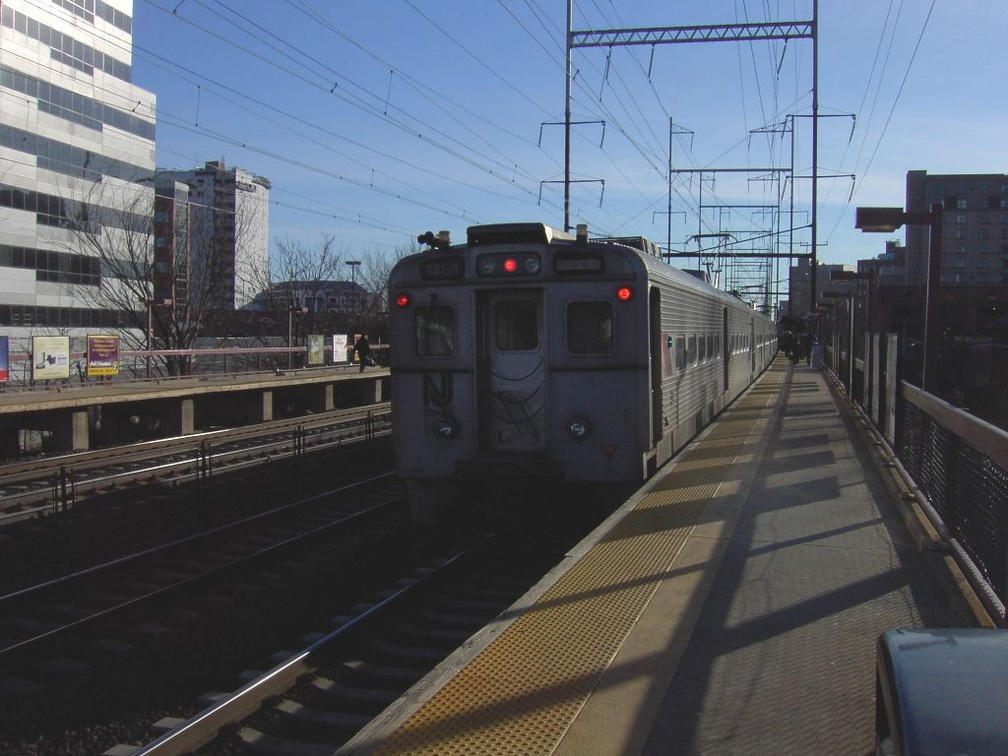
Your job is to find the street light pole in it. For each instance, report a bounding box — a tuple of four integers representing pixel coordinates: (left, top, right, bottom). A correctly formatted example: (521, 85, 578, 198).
(286, 304, 307, 370)
(288, 305, 297, 370)
(146, 299, 153, 379)
(922, 202, 943, 393)
(144, 298, 173, 379)
(346, 260, 361, 286)
(855, 202, 943, 393)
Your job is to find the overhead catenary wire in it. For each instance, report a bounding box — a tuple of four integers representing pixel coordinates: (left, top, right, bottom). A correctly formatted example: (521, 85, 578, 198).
(140, 0, 794, 247)
(10, 0, 944, 274)
(140, 0, 545, 192)
(135, 52, 545, 216)
(823, 0, 936, 245)
(8, 0, 562, 237)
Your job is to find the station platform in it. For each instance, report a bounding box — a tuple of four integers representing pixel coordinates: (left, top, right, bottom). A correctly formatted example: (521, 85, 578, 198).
(344, 359, 988, 755)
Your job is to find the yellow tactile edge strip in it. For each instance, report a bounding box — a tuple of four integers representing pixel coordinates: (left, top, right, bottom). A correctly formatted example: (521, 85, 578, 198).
(367, 365, 786, 755)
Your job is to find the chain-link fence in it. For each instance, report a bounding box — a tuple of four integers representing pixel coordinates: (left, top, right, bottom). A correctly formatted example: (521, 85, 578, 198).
(825, 332, 1008, 624)
(898, 386, 1008, 615)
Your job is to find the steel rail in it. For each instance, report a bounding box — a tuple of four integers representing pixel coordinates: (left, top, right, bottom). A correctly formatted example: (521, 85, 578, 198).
(0, 405, 390, 522)
(130, 549, 471, 756)
(0, 472, 401, 660)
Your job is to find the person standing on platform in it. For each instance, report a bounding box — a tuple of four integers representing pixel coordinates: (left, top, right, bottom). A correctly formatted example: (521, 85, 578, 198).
(354, 335, 371, 372)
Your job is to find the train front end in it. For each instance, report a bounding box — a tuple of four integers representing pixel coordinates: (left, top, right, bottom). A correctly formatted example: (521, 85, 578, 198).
(388, 223, 651, 525)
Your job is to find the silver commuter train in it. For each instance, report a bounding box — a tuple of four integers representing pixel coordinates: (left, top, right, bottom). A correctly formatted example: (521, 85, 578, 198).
(388, 222, 776, 524)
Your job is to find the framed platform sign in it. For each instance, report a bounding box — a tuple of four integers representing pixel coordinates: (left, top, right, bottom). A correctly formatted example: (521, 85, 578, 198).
(87, 334, 120, 377)
(308, 334, 324, 366)
(0, 335, 8, 382)
(32, 336, 70, 380)
(333, 334, 349, 364)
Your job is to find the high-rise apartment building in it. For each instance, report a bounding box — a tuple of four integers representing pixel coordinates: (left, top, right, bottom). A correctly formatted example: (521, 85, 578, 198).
(1, 0, 156, 340)
(787, 256, 848, 320)
(902, 170, 1008, 336)
(906, 170, 1008, 288)
(157, 161, 270, 311)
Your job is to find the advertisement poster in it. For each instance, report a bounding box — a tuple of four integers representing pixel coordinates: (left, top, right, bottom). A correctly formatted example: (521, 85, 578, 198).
(0, 335, 8, 382)
(32, 335, 71, 380)
(87, 334, 120, 376)
(307, 334, 324, 366)
(332, 334, 349, 364)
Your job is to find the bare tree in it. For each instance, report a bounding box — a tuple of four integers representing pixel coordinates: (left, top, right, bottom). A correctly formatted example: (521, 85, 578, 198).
(355, 243, 417, 342)
(244, 234, 351, 358)
(65, 178, 253, 376)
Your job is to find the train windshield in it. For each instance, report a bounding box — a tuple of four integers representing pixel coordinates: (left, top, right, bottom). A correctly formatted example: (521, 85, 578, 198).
(494, 300, 538, 351)
(567, 302, 613, 354)
(415, 305, 455, 355)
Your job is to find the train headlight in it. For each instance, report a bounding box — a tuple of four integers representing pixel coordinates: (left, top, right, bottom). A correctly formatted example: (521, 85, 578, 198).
(434, 417, 459, 438)
(476, 253, 541, 277)
(567, 418, 591, 440)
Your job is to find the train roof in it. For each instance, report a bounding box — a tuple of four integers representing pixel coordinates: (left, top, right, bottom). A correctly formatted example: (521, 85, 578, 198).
(466, 223, 575, 246)
(464, 224, 661, 260)
(593, 236, 663, 258)
(409, 222, 769, 320)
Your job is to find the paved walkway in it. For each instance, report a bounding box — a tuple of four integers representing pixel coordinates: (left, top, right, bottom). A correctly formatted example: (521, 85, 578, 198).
(635, 363, 978, 754)
(349, 360, 983, 755)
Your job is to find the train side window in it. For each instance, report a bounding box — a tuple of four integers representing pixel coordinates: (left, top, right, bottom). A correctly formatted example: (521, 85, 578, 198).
(567, 301, 613, 354)
(707, 335, 714, 360)
(415, 305, 455, 356)
(698, 333, 706, 362)
(495, 300, 538, 351)
(687, 335, 697, 366)
(675, 336, 685, 370)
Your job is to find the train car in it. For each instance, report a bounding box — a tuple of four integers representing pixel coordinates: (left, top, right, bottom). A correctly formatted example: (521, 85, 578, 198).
(388, 222, 776, 525)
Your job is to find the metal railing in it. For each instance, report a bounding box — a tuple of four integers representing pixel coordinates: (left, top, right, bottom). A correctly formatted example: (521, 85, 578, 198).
(0, 342, 390, 393)
(898, 385, 1008, 621)
(822, 335, 1008, 625)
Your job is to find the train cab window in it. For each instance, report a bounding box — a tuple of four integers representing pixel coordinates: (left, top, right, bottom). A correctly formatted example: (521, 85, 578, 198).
(567, 302, 613, 354)
(495, 300, 538, 351)
(675, 336, 686, 370)
(415, 305, 455, 356)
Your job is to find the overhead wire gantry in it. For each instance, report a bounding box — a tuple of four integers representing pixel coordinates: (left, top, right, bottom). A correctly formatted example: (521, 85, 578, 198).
(561, 2, 821, 314)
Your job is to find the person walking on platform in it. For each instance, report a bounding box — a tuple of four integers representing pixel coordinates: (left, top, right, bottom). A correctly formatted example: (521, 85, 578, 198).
(354, 334, 371, 372)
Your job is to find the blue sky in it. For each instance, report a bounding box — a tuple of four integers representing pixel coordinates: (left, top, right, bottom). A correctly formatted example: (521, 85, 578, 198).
(131, 0, 1005, 283)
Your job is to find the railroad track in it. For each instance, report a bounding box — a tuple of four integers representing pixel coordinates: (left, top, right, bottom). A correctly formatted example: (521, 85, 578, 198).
(126, 537, 555, 756)
(0, 403, 391, 525)
(0, 471, 417, 750)
(111, 490, 612, 756)
(1, 426, 625, 754)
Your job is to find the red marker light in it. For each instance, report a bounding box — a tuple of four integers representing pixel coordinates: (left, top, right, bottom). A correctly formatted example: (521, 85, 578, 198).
(395, 293, 410, 308)
(504, 258, 518, 273)
(617, 286, 633, 301)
